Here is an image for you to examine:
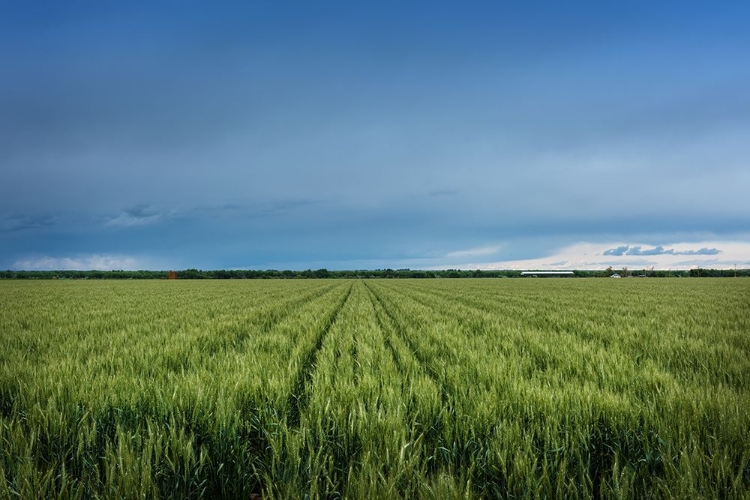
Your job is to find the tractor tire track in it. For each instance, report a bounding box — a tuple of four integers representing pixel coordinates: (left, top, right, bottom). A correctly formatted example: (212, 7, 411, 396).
(363, 284, 405, 376)
(373, 281, 479, 325)
(286, 283, 353, 427)
(364, 282, 452, 405)
(246, 282, 340, 338)
(377, 281, 515, 326)
(168, 283, 342, 373)
(212, 282, 341, 352)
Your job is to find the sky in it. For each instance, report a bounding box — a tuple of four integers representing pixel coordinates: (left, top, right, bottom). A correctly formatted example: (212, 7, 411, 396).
(2, 1, 750, 271)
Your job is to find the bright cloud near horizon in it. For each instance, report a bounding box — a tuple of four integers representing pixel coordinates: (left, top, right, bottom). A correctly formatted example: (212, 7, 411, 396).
(2, 2, 750, 271)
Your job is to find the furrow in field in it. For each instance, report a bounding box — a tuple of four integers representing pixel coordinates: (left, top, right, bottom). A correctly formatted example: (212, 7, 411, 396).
(191, 281, 340, 361)
(389, 279, 592, 338)
(376, 280, 483, 322)
(351, 328, 359, 386)
(286, 283, 353, 427)
(370, 280, 579, 396)
(363, 283, 428, 383)
(364, 282, 452, 404)
(272, 282, 445, 498)
(363, 284, 404, 374)
(365, 280, 520, 428)
(394, 280, 498, 312)
(254, 281, 338, 330)
(363, 282, 444, 405)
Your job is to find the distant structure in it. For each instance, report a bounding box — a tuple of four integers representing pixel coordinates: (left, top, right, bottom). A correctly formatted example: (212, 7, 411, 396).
(168, 271, 177, 280)
(520, 271, 575, 277)
(610, 273, 621, 278)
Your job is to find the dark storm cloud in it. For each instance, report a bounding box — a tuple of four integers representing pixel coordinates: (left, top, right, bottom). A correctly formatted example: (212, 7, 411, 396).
(0, 214, 56, 233)
(100, 199, 321, 230)
(105, 205, 168, 228)
(123, 205, 154, 218)
(186, 199, 322, 221)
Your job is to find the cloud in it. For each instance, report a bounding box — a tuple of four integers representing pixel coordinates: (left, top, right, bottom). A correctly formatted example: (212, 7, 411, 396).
(603, 245, 629, 256)
(441, 241, 750, 271)
(0, 214, 56, 232)
(602, 245, 721, 256)
(677, 247, 722, 255)
(102, 199, 321, 229)
(105, 205, 167, 227)
(446, 244, 504, 259)
(13, 254, 149, 271)
(548, 261, 569, 267)
(251, 199, 320, 217)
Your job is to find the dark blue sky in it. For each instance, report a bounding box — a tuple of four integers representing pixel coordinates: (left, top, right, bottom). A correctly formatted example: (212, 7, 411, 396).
(3, 1, 750, 270)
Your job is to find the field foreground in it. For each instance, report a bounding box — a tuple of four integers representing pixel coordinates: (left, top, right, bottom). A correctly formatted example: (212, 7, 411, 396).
(1, 278, 749, 498)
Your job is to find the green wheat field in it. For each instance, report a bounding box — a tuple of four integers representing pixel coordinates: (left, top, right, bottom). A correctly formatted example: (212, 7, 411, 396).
(1, 278, 749, 499)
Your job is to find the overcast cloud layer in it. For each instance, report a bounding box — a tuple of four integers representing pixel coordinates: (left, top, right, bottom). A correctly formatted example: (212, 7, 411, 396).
(2, 1, 749, 271)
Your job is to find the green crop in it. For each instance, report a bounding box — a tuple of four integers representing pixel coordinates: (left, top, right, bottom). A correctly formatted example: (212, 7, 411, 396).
(1, 278, 748, 498)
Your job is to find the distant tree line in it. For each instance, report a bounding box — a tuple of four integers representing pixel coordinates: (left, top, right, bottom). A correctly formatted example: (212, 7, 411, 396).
(687, 268, 749, 277)
(1, 268, 748, 280)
